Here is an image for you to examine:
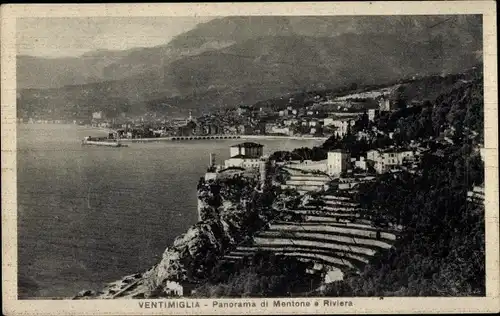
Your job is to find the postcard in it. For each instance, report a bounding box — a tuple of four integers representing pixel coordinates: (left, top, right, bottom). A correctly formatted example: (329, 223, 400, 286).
(1, 1, 498, 315)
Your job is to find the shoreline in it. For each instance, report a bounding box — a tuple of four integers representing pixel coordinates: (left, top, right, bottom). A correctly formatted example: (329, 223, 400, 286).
(18, 122, 115, 134)
(18, 124, 328, 142)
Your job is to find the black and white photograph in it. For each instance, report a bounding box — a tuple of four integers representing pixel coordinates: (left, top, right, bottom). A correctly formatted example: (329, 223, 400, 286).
(1, 2, 498, 314)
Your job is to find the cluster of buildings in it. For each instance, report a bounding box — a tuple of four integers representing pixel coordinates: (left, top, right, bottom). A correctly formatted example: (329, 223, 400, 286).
(264, 95, 403, 138)
(202, 134, 424, 191)
(285, 146, 420, 177)
(206, 141, 418, 179)
(115, 92, 401, 139)
(25, 86, 406, 142)
(202, 141, 424, 203)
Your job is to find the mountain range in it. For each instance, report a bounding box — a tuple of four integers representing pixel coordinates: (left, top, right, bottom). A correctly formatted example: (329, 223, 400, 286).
(17, 15, 483, 119)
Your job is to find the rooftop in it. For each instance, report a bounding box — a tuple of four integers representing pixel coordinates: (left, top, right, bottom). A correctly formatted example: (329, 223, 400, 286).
(370, 147, 414, 154)
(228, 154, 259, 159)
(230, 142, 264, 148)
(329, 149, 348, 153)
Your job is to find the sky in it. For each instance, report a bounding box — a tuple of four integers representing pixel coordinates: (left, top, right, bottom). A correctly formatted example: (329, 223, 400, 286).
(16, 17, 215, 58)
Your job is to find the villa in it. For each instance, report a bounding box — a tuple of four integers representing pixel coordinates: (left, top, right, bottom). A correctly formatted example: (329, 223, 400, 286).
(224, 142, 265, 170)
(367, 147, 416, 174)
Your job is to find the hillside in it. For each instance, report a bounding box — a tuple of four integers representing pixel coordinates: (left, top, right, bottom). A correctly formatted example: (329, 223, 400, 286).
(167, 32, 480, 96)
(167, 15, 481, 53)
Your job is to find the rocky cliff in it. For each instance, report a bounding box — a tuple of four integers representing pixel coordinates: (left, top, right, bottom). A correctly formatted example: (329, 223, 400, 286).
(74, 175, 279, 299)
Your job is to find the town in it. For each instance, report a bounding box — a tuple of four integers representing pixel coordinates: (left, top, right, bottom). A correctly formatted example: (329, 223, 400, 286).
(19, 78, 412, 140)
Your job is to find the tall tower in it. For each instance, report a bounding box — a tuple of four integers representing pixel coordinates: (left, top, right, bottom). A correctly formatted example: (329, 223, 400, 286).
(209, 153, 216, 167)
(327, 149, 351, 176)
(188, 110, 193, 121)
(259, 156, 269, 190)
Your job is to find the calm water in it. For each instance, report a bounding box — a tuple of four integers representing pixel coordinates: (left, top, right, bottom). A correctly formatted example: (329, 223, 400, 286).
(17, 124, 323, 298)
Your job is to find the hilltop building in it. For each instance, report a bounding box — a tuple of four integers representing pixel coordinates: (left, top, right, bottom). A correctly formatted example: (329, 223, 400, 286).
(225, 142, 264, 170)
(327, 149, 351, 176)
(378, 96, 399, 112)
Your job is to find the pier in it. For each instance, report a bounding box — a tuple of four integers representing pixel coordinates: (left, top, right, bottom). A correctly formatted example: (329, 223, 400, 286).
(114, 135, 327, 143)
(118, 135, 242, 143)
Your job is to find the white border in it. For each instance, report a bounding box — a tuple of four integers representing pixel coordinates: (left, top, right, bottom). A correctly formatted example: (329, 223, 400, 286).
(2, 2, 498, 315)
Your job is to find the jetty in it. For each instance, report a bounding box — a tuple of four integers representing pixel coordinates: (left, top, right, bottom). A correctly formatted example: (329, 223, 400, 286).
(119, 135, 242, 143)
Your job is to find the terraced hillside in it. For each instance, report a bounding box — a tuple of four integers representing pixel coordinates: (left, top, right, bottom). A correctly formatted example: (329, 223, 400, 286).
(223, 192, 402, 287)
(280, 166, 330, 194)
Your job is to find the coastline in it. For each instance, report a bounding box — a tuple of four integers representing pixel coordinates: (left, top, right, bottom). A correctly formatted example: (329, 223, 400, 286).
(17, 123, 327, 142)
(18, 122, 115, 135)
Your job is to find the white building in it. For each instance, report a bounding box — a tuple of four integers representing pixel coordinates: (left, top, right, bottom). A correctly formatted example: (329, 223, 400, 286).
(378, 96, 398, 112)
(164, 281, 183, 296)
(368, 109, 379, 121)
(367, 148, 415, 174)
(323, 119, 355, 138)
(204, 172, 218, 181)
(268, 126, 292, 135)
(224, 157, 262, 170)
(279, 109, 290, 117)
(352, 156, 367, 170)
(327, 150, 351, 176)
(225, 142, 264, 170)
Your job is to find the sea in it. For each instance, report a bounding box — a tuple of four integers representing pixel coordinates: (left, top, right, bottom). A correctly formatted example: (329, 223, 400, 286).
(17, 123, 324, 299)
